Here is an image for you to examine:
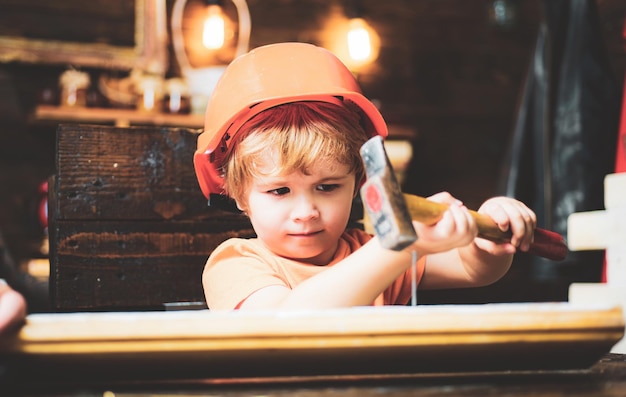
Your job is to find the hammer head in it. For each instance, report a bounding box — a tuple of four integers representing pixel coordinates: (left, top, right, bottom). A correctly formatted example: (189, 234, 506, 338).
(360, 136, 417, 251)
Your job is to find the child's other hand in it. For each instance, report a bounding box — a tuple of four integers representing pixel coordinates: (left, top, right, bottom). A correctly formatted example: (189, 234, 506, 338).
(475, 196, 537, 256)
(0, 279, 26, 334)
(410, 192, 478, 255)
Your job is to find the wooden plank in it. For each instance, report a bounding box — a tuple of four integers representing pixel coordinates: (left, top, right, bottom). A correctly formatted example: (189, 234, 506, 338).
(605, 172, 626, 209)
(52, 255, 207, 310)
(0, 303, 622, 381)
(567, 208, 626, 251)
(36, 105, 205, 128)
(52, 221, 254, 257)
(54, 124, 210, 221)
(567, 172, 626, 283)
(567, 210, 608, 250)
(607, 245, 626, 285)
(569, 283, 626, 353)
(49, 220, 254, 310)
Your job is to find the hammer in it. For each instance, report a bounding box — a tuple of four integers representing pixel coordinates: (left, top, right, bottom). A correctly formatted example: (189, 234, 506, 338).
(360, 136, 567, 262)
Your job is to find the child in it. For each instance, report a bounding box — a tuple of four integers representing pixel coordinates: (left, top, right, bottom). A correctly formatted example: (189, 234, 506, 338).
(193, 42, 536, 310)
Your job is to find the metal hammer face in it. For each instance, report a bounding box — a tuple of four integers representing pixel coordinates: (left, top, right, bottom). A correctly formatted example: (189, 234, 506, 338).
(360, 136, 417, 251)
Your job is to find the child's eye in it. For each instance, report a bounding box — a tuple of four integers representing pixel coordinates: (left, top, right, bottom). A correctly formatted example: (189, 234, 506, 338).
(268, 187, 290, 196)
(317, 184, 340, 192)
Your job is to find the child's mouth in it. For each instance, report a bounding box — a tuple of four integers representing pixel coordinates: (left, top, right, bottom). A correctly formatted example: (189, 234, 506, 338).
(289, 230, 322, 237)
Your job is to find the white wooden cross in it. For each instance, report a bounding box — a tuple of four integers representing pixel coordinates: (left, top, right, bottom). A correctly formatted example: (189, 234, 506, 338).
(568, 172, 626, 353)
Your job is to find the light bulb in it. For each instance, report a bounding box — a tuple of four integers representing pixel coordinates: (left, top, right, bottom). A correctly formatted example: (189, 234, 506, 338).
(202, 5, 226, 49)
(347, 18, 372, 62)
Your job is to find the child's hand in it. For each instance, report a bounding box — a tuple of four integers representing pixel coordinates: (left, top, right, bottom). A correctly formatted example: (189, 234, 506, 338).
(475, 196, 537, 256)
(0, 279, 26, 334)
(409, 192, 478, 255)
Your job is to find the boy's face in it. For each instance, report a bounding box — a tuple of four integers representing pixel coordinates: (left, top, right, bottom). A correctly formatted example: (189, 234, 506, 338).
(239, 153, 356, 266)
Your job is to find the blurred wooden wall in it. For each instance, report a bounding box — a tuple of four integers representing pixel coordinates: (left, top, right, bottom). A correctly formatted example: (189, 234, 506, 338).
(0, 0, 624, 271)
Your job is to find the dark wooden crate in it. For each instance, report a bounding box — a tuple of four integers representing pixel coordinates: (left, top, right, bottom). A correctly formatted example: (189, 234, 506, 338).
(49, 124, 254, 311)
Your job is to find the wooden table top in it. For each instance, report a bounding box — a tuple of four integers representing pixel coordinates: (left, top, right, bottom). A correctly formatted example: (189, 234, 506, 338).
(1, 303, 624, 396)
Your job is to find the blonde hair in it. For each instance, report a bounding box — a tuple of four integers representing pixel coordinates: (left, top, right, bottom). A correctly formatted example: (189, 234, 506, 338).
(224, 101, 371, 206)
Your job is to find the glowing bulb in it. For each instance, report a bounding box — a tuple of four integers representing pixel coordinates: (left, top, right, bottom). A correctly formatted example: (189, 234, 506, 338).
(347, 18, 372, 62)
(202, 5, 226, 49)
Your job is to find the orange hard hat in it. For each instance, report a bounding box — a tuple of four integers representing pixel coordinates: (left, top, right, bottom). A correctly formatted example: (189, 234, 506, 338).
(193, 42, 388, 199)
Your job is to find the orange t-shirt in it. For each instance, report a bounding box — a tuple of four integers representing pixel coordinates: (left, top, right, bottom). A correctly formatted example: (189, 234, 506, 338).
(202, 228, 426, 310)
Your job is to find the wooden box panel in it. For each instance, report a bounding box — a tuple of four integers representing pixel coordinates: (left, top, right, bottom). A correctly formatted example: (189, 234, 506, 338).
(54, 124, 210, 221)
(49, 124, 254, 311)
(50, 220, 254, 311)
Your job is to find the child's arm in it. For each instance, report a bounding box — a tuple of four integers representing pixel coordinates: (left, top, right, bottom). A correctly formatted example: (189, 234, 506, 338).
(237, 193, 535, 310)
(237, 242, 417, 309)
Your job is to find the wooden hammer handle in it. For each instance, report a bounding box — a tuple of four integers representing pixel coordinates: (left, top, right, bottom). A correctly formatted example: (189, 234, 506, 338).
(403, 194, 568, 261)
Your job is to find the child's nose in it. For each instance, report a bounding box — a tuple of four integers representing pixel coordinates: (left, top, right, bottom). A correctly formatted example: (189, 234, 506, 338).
(291, 194, 319, 221)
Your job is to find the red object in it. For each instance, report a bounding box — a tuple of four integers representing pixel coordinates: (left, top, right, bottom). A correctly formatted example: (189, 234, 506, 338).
(365, 184, 383, 213)
(603, 74, 626, 282)
(527, 228, 568, 262)
(614, 72, 626, 174)
(603, 20, 626, 283)
(38, 181, 48, 230)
